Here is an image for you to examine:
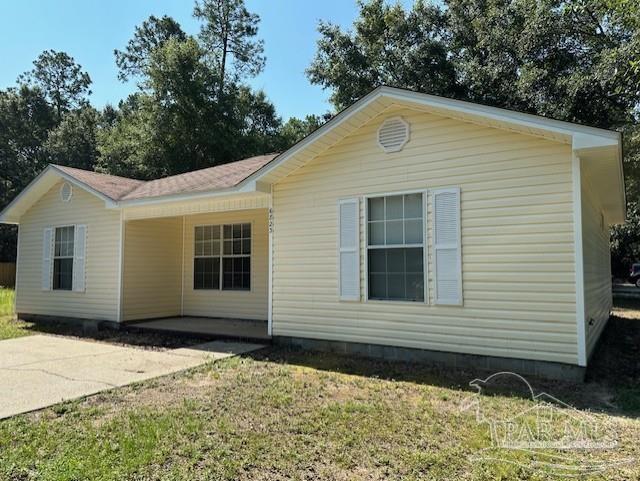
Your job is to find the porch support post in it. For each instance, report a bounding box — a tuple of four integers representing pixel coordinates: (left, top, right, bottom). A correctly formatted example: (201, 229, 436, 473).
(181, 215, 185, 316)
(117, 210, 125, 323)
(268, 186, 274, 336)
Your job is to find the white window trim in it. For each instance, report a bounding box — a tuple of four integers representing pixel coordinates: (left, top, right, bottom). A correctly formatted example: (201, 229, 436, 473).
(51, 224, 76, 292)
(338, 198, 361, 301)
(192, 222, 254, 293)
(432, 187, 463, 306)
(363, 189, 428, 304)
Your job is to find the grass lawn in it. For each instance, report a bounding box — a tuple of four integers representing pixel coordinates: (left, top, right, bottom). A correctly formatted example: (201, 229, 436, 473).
(0, 288, 32, 340)
(0, 299, 639, 480)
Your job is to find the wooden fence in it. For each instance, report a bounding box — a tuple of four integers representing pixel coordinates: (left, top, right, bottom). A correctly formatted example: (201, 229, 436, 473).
(0, 263, 16, 288)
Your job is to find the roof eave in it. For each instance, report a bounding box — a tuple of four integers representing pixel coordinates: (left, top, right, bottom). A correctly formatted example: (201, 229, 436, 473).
(0, 165, 118, 225)
(116, 180, 265, 208)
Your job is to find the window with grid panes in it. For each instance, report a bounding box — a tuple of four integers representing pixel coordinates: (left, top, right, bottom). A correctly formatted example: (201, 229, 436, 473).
(194, 223, 251, 290)
(367, 193, 424, 301)
(53, 226, 74, 290)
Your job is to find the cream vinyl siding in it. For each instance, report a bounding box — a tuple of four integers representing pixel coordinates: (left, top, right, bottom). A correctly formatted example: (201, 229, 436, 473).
(121, 217, 182, 321)
(182, 209, 268, 320)
(16, 180, 120, 321)
(581, 173, 612, 358)
(272, 107, 579, 365)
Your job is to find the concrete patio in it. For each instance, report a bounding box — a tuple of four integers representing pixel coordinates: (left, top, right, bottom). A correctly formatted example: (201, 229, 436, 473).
(127, 317, 270, 341)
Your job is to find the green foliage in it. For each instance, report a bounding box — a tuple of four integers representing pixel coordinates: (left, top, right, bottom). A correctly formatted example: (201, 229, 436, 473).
(278, 114, 330, 148)
(114, 15, 187, 83)
(19, 50, 92, 120)
(44, 105, 101, 171)
(194, 0, 265, 90)
(0, 85, 56, 201)
(309, 0, 640, 272)
(99, 34, 282, 179)
(307, 0, 458, 110)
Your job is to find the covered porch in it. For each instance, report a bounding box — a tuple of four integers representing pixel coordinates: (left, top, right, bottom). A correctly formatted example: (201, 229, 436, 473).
(127, 317, 270, 341)
(119, 192, 271, 340)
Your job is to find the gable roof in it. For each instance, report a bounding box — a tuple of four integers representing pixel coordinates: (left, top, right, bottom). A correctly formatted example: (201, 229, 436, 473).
(120, 154, 277, 200)
(248, 86, 625, 223)
(0, 154, 278, 223)
(53, 165, 145, 200)
(0, 86, 625, 224)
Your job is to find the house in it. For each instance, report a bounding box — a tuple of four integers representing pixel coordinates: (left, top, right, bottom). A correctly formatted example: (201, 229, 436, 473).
(0, 86, 624, 380)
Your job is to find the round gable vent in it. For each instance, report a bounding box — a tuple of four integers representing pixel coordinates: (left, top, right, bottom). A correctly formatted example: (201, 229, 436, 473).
(377, 116, 410, 153)
(60, 182, 73, 202)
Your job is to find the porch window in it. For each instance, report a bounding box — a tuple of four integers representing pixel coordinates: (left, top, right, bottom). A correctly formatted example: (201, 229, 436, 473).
(53, 225, 74, 290)
(194, 223, 251, 291)
(222, 223, 251, 290)
(367, 193, 424, 301)
(194, 225, 221, 289)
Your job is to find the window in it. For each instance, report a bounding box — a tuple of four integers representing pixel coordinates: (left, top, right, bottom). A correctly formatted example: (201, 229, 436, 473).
(194, 225, 221, 289)
(367, 193, 424, 301)
(222, 223, 251, 290)
(53, 226, 74, 290)
(194, 223, 251, 290)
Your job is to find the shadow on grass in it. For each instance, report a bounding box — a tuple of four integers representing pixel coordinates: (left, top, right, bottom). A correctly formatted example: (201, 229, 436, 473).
(246, 314, 640, 419)
(16, 304, 640, 418)
(20, 319, 208, 350)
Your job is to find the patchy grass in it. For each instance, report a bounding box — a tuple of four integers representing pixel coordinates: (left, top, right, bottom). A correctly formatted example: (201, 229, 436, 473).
(1, 344, 639, 480)
(0, 297, 638, 479)
(0, 287, 14, 316)
(0, 288, 32, 340)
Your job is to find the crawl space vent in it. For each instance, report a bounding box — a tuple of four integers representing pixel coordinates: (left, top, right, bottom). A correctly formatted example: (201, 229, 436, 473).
(60, 182, 73, 202)
(377, 116, 410, 153)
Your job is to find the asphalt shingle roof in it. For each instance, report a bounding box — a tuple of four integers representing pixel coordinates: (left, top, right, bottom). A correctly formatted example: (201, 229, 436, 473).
(54, 153, 278, 202)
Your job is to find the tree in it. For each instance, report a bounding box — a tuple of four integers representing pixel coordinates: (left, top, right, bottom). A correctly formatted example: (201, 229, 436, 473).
(96, 94, 162, 179)
(308, 0, 640, 272)
(0, 85, 56, 261)
(308, 0, 638, 127)
(277, 114, 329, 149)
(44, 105, 101, 171)
(194, 0, 265, 92)
(307, 0, 458, 109)
(19, 50, 92, 120)
(114, 15, 187, 83)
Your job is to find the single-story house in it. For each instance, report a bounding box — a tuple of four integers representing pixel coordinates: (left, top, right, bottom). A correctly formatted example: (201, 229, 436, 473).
(0, 86, 624, 380)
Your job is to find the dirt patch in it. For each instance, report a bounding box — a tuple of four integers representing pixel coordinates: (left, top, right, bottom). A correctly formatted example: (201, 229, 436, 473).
(21, 319, 208, 351)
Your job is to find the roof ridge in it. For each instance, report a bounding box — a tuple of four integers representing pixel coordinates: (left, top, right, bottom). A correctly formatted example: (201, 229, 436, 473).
(52, 164, 144, 183)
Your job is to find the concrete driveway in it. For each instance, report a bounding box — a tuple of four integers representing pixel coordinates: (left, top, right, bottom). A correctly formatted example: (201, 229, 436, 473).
(0, 334, 263, 419)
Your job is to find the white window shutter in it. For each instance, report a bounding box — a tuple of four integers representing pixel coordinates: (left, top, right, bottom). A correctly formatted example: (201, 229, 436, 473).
(42, 228, 53, 290)
(433, 188, 462, 305)
(339, 198, 360, 301)
(73, 224, 87, 292)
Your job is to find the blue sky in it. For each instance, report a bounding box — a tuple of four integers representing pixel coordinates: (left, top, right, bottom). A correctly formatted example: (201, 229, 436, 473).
(0, 0, 412, 120)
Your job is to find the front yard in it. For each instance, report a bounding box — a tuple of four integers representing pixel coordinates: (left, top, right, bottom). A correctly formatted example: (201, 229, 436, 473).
(0, 294, 639, 480)
(0, 287, 33, 340)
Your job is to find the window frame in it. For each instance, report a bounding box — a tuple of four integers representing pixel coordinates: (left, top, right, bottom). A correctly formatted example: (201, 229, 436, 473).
(193, 224, 222, 290)
(193, 222, 253, 292)
(52, 224, 75, 291)
(363, 189, 428, 304)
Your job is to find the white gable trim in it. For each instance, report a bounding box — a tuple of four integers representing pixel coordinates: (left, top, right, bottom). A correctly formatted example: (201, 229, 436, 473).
(246, 86, 624, 222)
(0, 87, 624, 223)
(0, 165, 117, 224)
